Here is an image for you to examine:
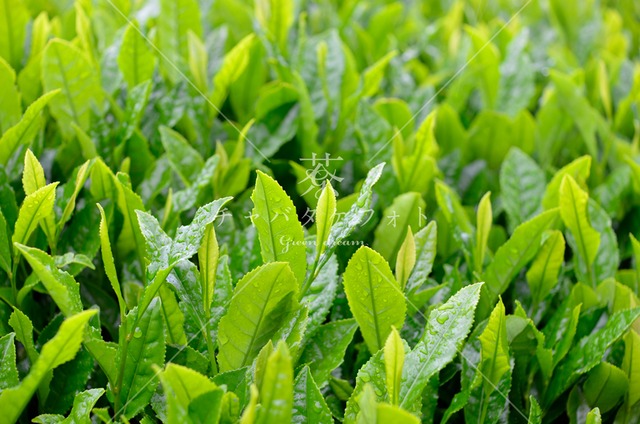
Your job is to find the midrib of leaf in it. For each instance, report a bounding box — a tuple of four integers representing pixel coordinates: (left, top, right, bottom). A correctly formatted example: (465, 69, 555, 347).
(53, 45, 80, 125)
(591, 368, 610, 408)
(256, 178, 279, 261)
(488, 224, 547, 297)
(160, 297, 179, 344)
(567, 182, 594, 285)
(120, 309, 153, 407)
(14, 185, 54, 247)
(479, 313, 506, 423)
(241, 265, 285, 367)
(132, 28, 140, 86)
(121, 188, 145, 269)
(398, 297, 468, 409)
(404, 126, 429, 189)
(365, 255, 382, 350)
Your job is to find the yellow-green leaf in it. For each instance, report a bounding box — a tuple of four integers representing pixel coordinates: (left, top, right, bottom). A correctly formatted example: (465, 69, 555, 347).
(343, 246, 406, 353)
(395, 227, 415, 290)
(542, 155, 591, 209)
(315, 182, 336, 262)
(559, 175, 600, 284)
(384, 327, 404, 405)
(198, 223, 219, 314)
(251, 170, 306, 285)
(0, 89, 60, 165)
(11, 182, 58, 252)
(0, 310, 96, 423)
(42, 40, 103, 138)
(118, 20, 157, 88)
(475, 191, 492, 273)
(217, 262, 298, 371)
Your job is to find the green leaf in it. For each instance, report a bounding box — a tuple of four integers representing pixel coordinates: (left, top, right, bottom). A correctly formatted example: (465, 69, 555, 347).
(240, 385, 259, 424)
(62, 388, 104, 424)
(545, 307, 640, 405)
(376, 403, 420, 424)
(499, 147, 545, 231)
(41, 39, 103, 138)
(344, 351, 386, 422)
(616, 331, 640, 423)
(116, 299, 165, 418)
(395, 228, 415, 290)
(210, 35, 255, 110)
(399, 283, 482, 409)
(466, 300, 512, 423)
(8, 308, 38, 364)
(583, 362, 628, 413)
(541, 155, 591, 209)
(169, 196, 233, 266)
(44, 346, 94, 415)
(372, 192, 425, 266)
(118, 20, 157, 88)
(159, 126, 204, 185)
(480, 209, 560, 315)
(559, 175, 600, 285)
(217, 262, 298, 372)
(198, 223, 219, 315)
(435, 180, 474, 238)
(0, 310, 96, 423)
(393, 112, 438, 194)
(355, 384, 377, 424)
(384, 327, 404, 406)
(343, 246, 406, 353)
(251, 170, 306, 285)
(97, 204, 126, 317)
(159, 285, 187, 345)
(475, 192, 492, 273)
(528, 396, 542, 424)
(57, 160, 92, 231)
(0, 58, 20, 134)
(15, 244, 83, 316)
(586, 408, 602, 424)
(405, 221, 437, 294)
(0, 211, 11, 276)
(22, 148, 46, 195)
(325, 163, 385, 254)
(0, 0, 29, 69)
(583, 200, 618, 285)
(159, 363, 223, 424)
(299, 319, 358, 387)
(526, 230, 565, 305)
(257, 341, 293, 424)
(11, 182, 58, 251)
(157, 0, 202, 82)
(292, 366, 333, 424)
(22, 150, 57, 247)
(188, 31, 208, 92)
(0, 332, 18, 390)
(114, 174, 147, 264)
(315, 182, 336, 263)
(300, 254, 339, 336)
(256, 0, 294, 52)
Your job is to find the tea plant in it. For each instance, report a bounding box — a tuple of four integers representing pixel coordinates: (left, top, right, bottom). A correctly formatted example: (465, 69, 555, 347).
(0, 0, 639, 423)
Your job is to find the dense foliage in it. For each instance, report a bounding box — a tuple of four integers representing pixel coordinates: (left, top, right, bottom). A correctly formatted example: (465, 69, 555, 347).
(1, 0, 640, 423)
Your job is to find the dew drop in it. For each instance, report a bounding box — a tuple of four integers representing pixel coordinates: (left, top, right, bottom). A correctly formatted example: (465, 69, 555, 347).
(436, 314, 449, 324)
(133, 327, 142, 338)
